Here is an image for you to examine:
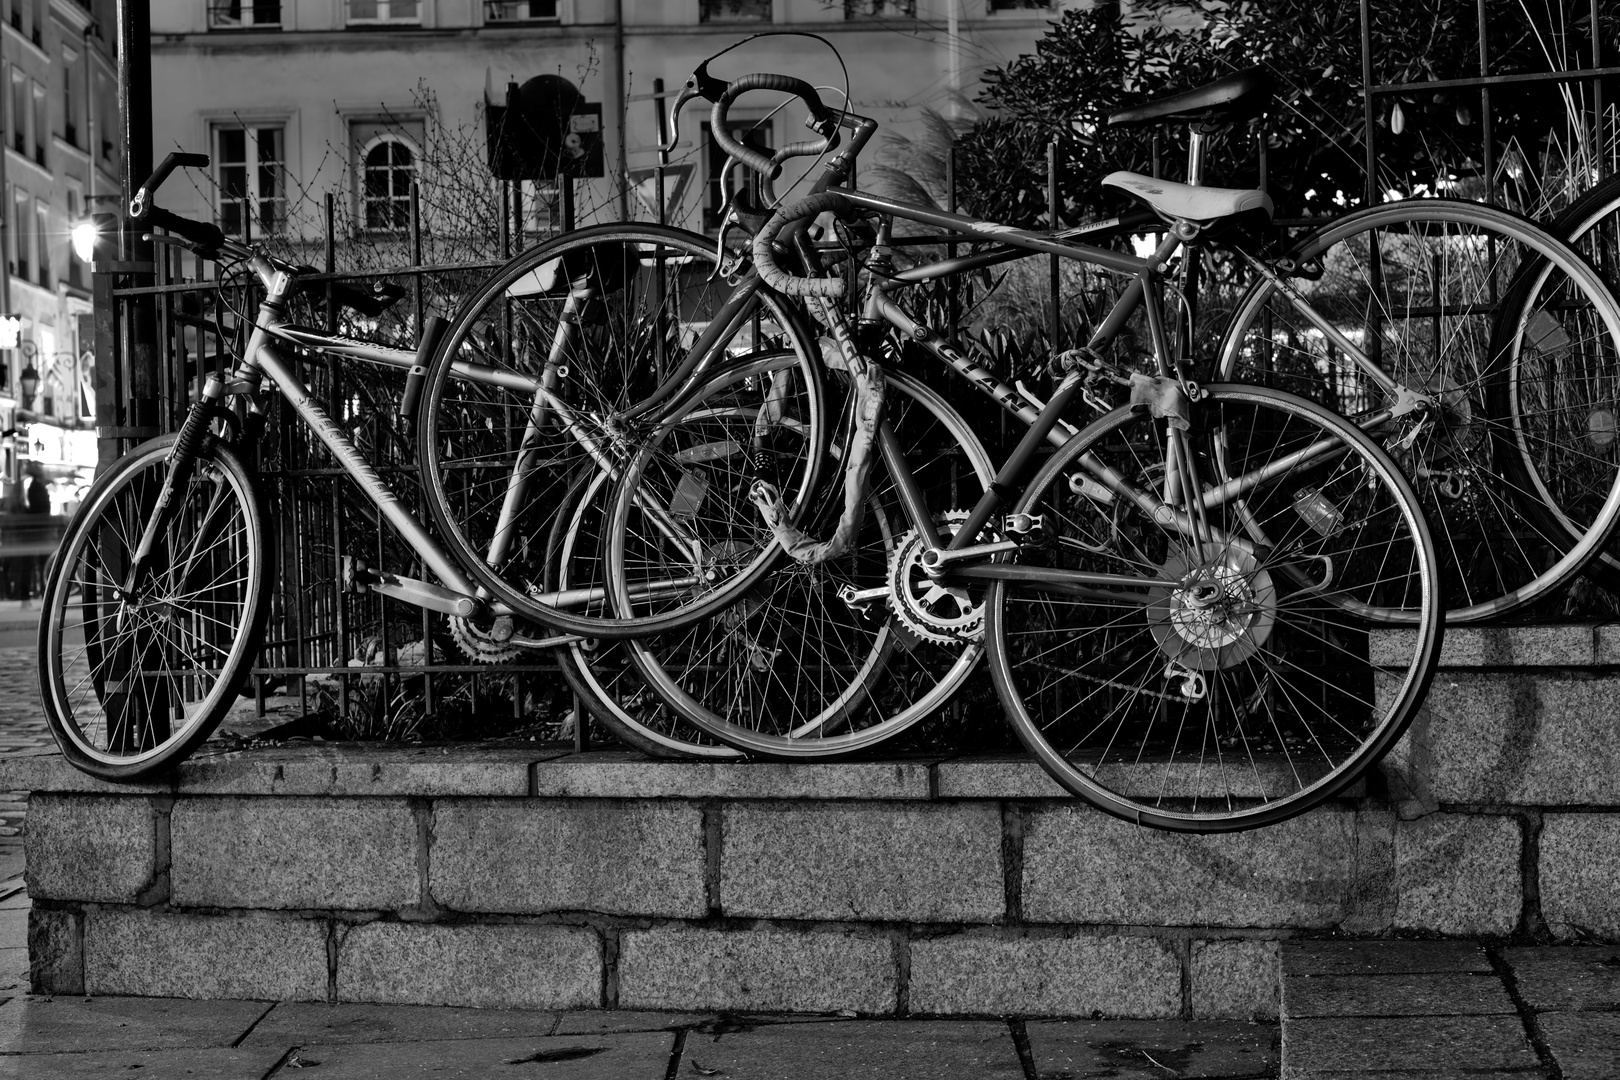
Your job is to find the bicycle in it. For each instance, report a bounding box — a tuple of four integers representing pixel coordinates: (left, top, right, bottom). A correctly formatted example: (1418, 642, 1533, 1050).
(547, 59, 1465, 831)
(38, 152, 832, 779)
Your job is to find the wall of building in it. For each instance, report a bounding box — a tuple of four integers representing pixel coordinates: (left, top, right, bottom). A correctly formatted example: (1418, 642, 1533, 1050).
(147, 1, 1066, 245)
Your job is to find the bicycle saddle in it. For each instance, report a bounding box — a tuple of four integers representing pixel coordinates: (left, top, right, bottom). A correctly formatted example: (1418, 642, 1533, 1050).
(1107, 67, 1272, 128)
(1101, 171, 1272, 224)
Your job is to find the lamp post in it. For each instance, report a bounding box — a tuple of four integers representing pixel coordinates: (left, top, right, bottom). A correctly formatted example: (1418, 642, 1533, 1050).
(17, 341, 39, 411)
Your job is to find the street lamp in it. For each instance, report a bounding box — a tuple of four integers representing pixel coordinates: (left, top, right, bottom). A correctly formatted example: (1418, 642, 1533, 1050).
(18, 341, 39, 408)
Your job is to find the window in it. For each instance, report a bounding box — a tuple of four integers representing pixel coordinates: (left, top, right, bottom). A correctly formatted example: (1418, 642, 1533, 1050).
(845, 0, 914, 16)
(215, 125, 286, 236)
(66, 187, 84, 287)
(348, 0, 419, 24)
(359, 135, 416, 231)
(208, 1, 281, 29)
(704, 118, 772, 231)
(12, 190, 29, 282)
(63, 50, 83, 148)
(34, 201, 48, 286)
(700, 0, 770, 21)
(32, 82, 46, 166)
(9, 70, 27, 156)
(485, 0, 558, 21)
(988, 0, 1050, 9)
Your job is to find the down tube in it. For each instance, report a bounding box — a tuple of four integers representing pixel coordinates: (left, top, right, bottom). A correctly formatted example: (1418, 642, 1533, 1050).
(255, 346, 479, 597)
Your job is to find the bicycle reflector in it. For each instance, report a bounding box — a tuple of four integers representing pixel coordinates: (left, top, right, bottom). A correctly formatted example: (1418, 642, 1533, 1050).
(71, 213, 117, 264)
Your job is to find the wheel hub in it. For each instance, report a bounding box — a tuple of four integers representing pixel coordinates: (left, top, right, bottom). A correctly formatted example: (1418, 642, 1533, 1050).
(888, 511, 985, 645)
(1147, 542, 1276, 671)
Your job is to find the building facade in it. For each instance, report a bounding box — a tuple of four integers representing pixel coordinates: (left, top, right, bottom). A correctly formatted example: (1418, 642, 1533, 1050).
(0, 0, 115, 510)
(147, 1, 1071, 253)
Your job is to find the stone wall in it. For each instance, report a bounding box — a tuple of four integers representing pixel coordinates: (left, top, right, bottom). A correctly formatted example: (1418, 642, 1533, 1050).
(11, 627, 1619, 1017)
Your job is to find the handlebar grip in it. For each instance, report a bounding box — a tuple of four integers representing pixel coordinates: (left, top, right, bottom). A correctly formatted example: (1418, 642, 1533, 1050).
(130, 151, 211, 219)
(145, 207, 225, 255)
(752, 192, 851, 299)
(729, 73, 835, 125)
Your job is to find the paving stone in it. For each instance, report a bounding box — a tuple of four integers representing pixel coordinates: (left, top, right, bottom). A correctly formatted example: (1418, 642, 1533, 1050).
(720, 803, 1002, 922)
(1372, 624, 1602, 668)
(1282, 1015, 1540, 1074)
(675, 1020, 1022, 1080)
(27, 910, 80, 995)
(0, 995, 269, 1052)
(531, 752, 935, 799)
(173, 744, 551, 796)
(83, 909, 329, 1001)
(1022, 808, 1394, 930)
(240, 1000, 560, 1046)
(1026, 1018, 1277, 1079)
(1393, 813, 1521, 935)
(1400, 674, 1620, 804)
(431, 799, 704, 917)
(1539, 815, 1620, 938)
(553, 1010, 719, 1035)
(1537, 1011, 1620, 1080)
(0, 1045, 287, 1079)
(617, 926, 897, 1015)
(1503, 945, 1620, 1009)
(282, 1031, 673, 1080)
(335, 922, 600, 1011)
(1282, 972, 1515, 1018)
(1190, 939, 1280, 1020)
(171, 796, 419, 911)
(22, 794, 155, 903)
(908, 933, 1180, 1018)
(1281, 940, 1491, 977)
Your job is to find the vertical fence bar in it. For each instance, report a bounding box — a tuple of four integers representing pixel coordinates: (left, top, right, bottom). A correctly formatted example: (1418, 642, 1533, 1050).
(1477, 0, 1494, 204)
(1593, 0, 1606, 180)
(410, 185, 434, 722)
(1047, 140, 1060, 353)
(325, 193, 349, 720)
(946, 143, 959, 335)
(1360, 0, 1378, 207)
(653, 77, 669, 227)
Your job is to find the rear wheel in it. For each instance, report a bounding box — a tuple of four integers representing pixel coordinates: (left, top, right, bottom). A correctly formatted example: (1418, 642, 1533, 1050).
(39, 434, 272, 780)
(417, 223, 823, 638)
(607, 368, 994, 758)
(985, 384, 1441, 831)
(1217, 199, 1620, 621)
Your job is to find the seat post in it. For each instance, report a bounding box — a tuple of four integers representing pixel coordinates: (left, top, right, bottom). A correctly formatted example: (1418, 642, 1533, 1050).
(1186, 128, 1208, 186)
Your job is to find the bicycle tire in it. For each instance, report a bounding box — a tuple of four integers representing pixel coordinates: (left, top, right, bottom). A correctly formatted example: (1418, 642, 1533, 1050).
(607, 367, 995, 758)
(416, 223, 825, 639)
(1215, 198, 1620, 622)
(985, 384, 1442, 832)
(1491, 174, 1620, 594)
(38, 434, 273, 780)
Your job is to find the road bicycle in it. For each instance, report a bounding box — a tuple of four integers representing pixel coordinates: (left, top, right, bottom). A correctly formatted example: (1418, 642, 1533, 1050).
(37, 153, 832, 779)
(581, 56, 1620, 828)
(541, 60, 1459, 831)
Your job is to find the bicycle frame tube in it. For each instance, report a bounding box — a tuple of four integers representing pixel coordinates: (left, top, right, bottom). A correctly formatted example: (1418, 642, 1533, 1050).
(250, 342, 481, 598)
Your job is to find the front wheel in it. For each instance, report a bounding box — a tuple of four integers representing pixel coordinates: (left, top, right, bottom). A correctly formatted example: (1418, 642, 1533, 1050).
(38, 434, 273, 780)
(985, 385, 1442, 832)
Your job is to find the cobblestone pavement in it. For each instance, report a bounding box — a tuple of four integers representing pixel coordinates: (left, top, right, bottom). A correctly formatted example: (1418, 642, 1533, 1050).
(0, 603, 52, 882)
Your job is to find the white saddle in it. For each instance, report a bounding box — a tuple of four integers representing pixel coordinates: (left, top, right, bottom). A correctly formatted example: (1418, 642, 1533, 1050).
(1101, 171, 1273, 223)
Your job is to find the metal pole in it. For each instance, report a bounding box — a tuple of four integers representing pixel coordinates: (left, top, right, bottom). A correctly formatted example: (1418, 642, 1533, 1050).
(1047, 140, 1060, 352)
(115, 0, 158, 451)
(1359, 0, 1377, 207)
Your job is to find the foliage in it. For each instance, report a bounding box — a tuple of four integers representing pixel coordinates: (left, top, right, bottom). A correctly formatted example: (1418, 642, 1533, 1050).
(953, 0, 1620, 225)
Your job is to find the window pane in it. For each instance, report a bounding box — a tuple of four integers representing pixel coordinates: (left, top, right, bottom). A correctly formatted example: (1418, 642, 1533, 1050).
(700, 0, 770, 22)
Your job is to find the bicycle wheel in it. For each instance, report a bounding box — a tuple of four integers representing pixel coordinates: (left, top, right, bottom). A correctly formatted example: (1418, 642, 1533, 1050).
(38, 434, 273, 780)
(1215, 199, 1620, 622)
(607, 368, 994, 758)
(417, 223, 824, 638)
(985, 384, 1441, 832)
(544, 360, 841, 760)
(550, 467, 741, 759)
(1493, 175, 1620, 592)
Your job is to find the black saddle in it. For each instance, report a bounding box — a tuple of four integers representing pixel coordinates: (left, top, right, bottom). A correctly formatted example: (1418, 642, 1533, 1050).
(1107, 67, 1273, 128)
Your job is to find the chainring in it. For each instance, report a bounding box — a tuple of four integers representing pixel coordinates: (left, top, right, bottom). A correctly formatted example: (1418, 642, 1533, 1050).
(447, 615, 523, 664)
(886, 510, 985, 645)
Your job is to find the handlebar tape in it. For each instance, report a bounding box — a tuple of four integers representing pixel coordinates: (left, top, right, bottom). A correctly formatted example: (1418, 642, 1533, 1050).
(712, 73, 836, 179)
(752, 192, 852, 299)
(145, 207, 225, 255)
